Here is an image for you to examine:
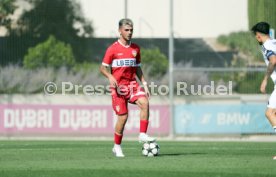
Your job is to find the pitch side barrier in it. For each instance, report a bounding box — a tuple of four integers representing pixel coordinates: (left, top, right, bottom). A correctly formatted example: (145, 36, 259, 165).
(0, 94, 272, 137)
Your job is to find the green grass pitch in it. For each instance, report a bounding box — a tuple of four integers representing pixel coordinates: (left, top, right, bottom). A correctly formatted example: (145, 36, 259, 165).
(0, 140, 276, 177)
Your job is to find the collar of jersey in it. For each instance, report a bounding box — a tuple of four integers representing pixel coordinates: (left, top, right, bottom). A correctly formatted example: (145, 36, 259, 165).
(263, 38, 272, 46)
(118, 39, 132, 48)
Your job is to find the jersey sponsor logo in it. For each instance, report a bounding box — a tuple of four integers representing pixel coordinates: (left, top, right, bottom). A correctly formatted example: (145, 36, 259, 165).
(112, 58, 138, 67)
(132, 50, 137, 57)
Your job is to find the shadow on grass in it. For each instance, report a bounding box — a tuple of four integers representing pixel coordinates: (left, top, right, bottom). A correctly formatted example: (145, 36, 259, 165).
(158, 152, 206, 157)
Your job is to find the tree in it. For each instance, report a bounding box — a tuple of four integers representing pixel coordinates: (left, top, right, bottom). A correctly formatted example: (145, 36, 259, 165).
(0, 0, 16, 27)
(141, 48, 168, 77)
(248, 0, 276, 30)
(10, 0, 93, 62)
(23, 35, 75, 69)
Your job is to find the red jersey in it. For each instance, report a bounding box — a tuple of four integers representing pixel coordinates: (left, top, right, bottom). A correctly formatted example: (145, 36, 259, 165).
(102, 40, 141, 86)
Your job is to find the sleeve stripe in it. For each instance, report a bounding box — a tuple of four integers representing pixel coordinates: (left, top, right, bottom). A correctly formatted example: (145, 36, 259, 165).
(266, 50, 276, 59)
(102, 62, 110, 66)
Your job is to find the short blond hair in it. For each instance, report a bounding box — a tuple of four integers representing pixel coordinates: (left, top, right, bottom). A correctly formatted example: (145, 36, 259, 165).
(119, 18, 133, 28)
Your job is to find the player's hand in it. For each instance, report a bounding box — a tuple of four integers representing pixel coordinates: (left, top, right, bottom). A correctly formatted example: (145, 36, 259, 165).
(108, 76, 118, 88)
(260, 79, 267, 94)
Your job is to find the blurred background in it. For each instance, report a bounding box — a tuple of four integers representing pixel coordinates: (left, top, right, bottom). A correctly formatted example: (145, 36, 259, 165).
(0, 0, 275, 138)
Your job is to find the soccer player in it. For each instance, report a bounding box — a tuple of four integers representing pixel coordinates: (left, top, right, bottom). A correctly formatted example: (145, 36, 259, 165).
(100, 18, 156, 157)
(251, 22, 276, 132)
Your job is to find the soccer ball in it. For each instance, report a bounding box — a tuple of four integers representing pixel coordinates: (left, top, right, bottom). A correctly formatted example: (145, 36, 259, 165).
(142, 142, 160, 157)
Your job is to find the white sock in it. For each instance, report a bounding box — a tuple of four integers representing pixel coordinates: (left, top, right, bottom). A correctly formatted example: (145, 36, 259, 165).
(114, 144, 121, 149)
(140, 132, 146, 136)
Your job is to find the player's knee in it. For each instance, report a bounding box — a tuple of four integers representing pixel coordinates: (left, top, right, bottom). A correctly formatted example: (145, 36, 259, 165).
(140, 99, 149, 110)
(118, 114, 128, 121)
(122, 114, 128, 120)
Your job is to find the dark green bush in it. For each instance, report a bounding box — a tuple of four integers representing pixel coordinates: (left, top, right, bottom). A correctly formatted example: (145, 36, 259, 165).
(141, 47, 168, 77)
(23, 35, 75, 69)
(217, 32, 262, 61)
(248, 0, 276, 31)
(235, 72, 274, 94)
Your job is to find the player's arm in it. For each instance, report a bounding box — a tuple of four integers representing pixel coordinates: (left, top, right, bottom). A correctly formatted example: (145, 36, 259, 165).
(260, 55, 276, 93)
(135, 48, 147, 85)
(136, 66, 150, 98)
(100, 46, 118, 88)
(99, 65, 118, 88)
(136, 66, 146, 83)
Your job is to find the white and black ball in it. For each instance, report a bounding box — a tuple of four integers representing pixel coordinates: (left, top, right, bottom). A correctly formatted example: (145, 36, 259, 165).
(142, 142, 160, 157)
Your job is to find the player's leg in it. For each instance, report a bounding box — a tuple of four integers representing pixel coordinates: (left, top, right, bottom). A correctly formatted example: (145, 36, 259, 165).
(265, 108, 276, 129)
(136, 96, 149, 131)
(128, 82, 155, 142)
(114, 113, 128, 144)
(265, 90, 276, 159)
(112, 94, 128, 157)
(135, 97, 156, 142)
(113, 113, 128, 157)
(266, 89, 276, 132)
